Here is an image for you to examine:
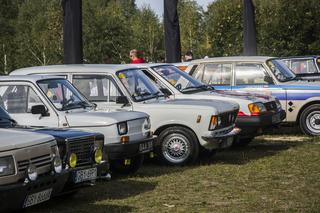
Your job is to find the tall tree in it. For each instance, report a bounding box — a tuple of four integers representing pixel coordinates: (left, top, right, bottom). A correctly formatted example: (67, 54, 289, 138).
(14, 0, 63, 68)
(131, 6, 164, 62)
(178, 0, 205, 58)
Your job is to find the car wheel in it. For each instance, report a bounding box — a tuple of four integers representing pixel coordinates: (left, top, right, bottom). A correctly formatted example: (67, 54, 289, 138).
(300, 104, 320, 136)
(157, 126, 199, 166)
(110, 155, 144, 175)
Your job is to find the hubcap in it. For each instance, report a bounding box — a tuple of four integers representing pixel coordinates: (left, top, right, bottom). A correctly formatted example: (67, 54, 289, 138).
(162, 134, 191, 164)
(306, 111, 320, 134)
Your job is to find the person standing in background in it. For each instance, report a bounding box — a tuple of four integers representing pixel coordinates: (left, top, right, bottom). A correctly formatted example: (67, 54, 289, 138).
(130, 49, 145, 64)
(184, 50, 193, 61)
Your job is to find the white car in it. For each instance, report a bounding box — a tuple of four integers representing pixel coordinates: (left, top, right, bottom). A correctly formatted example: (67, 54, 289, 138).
(0, 129, 66, 211)
(11, 65, 240, 165)
(135, 63, 286, 144)
(0, 75, 155, 174)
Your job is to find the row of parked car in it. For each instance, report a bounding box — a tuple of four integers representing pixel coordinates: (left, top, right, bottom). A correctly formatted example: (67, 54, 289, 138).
(1, 55, 318, 211)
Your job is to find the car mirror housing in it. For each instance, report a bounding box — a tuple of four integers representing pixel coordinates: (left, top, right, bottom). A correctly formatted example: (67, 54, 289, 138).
(31, 105, 50, 117)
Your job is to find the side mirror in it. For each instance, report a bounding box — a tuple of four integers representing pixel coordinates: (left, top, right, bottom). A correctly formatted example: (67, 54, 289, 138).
(31, 105, 50, 117)
(160, 88, 172, 96)
(264, 75, 274, 84)
(116, 96, 129, 105)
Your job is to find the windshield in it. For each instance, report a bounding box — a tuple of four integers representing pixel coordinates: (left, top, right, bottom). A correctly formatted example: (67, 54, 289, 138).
(0, 105, 15, 127)
(117, 69, 164, 102)
(37, 79, 92, 111)
(152, 65, 206, 93)
(267, 59, 296, 82)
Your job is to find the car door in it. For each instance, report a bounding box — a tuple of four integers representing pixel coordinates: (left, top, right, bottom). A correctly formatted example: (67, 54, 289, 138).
(190, 63, 233, 90)
(71, 74, 132, 111)
(231, 62, 287, 113)
(0, 82, 60, 127)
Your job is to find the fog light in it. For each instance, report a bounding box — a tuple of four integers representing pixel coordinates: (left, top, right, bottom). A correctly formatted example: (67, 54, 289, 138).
(124, 159, 131, 165)
(120, 136, 129, 144)
(94, 148, 103, 164)
(68, 153, 77, 168)
(27, 164, 38, 181)
(53, 156, 62, 173)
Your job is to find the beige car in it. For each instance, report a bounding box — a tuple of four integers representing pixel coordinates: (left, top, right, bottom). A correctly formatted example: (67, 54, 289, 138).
(0, 129, 68, 211)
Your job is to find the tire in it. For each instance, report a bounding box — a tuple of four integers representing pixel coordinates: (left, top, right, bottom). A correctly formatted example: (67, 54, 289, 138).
(110, 155, 144, 175)
(299, 104, 320, 136)
(156, 126, 199, 166)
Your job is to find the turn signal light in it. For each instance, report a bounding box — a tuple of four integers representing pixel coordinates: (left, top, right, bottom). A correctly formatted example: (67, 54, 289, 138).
(120, 136, 130, 144)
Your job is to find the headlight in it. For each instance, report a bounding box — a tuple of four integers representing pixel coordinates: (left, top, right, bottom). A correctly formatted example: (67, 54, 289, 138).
(53, 156, 62, 174)
(117, 122, 128, 135)
(208, 116, 218, 130)
(143, 117, 151, 130)
(94, 148, 103, 164)
(27, 164, 38, 181)
(0, 156, 15, 177)
(68, 153, 77, 168)
(248, 102, 266, 115)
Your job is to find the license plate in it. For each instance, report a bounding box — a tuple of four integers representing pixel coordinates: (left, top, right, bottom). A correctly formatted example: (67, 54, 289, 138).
(139, 141, 153, 153)
(272, 113, 281, 123)
(74, 168, 97, 183)
(23, 188, 52, 208)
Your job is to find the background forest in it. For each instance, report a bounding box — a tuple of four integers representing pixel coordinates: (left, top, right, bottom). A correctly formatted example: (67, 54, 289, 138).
(1, 0, 320, 74)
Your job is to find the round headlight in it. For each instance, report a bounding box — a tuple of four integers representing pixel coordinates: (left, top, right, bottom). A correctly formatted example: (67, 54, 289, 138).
(53, 156, 62, 173)
(94, 148, 103, 164)
(27, 164, 38, 181)
(68, 153, 77, 168)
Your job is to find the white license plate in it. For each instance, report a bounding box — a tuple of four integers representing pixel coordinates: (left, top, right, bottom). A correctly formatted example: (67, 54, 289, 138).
(74, 167, 97, 183)
(272, 114, 281, 123)
(23, 188, 52, 208)
(139, 141, 153, 153)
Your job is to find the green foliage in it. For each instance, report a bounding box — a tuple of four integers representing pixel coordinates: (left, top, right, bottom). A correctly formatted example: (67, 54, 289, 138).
(1, 0, 320, 70)
(130, 6, 164, 62)
(14, 0, 63, 68)
(205, 0, 243, 57)
(178, 0, 206, 58)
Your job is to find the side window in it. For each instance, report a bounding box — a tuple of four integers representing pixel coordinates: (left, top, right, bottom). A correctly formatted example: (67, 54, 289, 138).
(202, 63, 232, 85)
(0, 85, 43, 113)
(73, 75, 122, 102)
(235, 63, 269, 85)
(191, 66, 204, 82)
(291, 59, 317, 74)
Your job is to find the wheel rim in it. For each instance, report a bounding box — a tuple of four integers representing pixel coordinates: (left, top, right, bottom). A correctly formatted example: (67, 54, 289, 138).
(162, 134, 191, 164)
(306, 111, 320, 134)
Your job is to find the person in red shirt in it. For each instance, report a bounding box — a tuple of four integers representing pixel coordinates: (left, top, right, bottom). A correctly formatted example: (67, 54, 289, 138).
(130, 49, 145, 64)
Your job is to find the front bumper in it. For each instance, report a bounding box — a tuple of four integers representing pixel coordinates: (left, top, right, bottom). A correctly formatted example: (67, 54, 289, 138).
(106, 136, 156, 160)
(63, 161, 110, 192)
(0, 172, 68, 211)
(236, 109, 286, 136)
(201, 127, 241, 149)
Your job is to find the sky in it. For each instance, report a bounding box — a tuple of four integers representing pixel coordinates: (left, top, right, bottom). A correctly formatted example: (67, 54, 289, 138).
(135, 0, 214, 18)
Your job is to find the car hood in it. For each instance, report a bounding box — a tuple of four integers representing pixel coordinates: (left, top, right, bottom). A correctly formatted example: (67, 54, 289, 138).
(193, 90, 275, 103)
(143, 98, 239, 114)
(0, 129, 55, 151)
(65, 110, 148, 127)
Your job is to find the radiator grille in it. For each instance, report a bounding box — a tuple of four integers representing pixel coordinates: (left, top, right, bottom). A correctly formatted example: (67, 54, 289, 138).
(17, 154, 51, 173)
(67, 137, 95, 167)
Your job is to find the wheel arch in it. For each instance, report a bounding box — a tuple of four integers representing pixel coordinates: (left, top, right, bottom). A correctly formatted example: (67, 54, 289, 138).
(297, 101, 320, 125)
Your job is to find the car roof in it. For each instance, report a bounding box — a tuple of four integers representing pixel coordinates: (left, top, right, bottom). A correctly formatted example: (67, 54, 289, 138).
(0, 75, 65, 82)
(10, 64, 138, 75)
(191, 56, 276, 63)
(280, 55, 320, 60)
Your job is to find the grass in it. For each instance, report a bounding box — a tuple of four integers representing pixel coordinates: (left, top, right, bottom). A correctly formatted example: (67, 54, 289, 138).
(26, 134, 320, 213)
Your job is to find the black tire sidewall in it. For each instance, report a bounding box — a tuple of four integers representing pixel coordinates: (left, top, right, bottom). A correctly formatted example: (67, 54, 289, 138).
(300, 104, 320, 136)
(157, 126, 199, 166)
